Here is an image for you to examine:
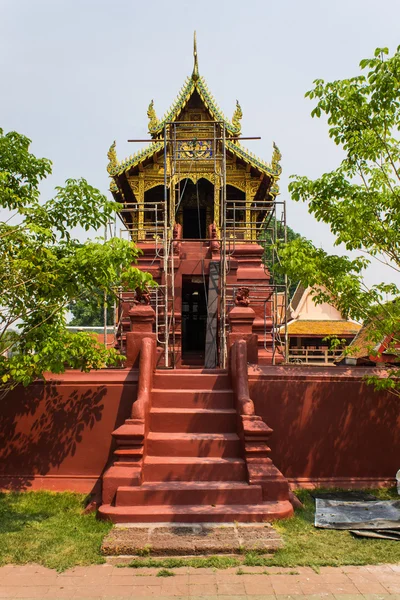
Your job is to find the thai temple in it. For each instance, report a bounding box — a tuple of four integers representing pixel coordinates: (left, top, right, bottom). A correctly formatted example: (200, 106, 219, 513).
(106, 32, 285, 370)
(98, 34, 294, 522)
(1, 35, 395, 524)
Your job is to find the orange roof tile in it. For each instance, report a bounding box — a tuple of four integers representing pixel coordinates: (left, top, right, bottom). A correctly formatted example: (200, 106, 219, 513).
(285, 320, 362, 336)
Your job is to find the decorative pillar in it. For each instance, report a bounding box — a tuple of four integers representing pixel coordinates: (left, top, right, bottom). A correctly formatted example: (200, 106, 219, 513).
(228, 287, 258, 364)
(125, 289, 156, 367)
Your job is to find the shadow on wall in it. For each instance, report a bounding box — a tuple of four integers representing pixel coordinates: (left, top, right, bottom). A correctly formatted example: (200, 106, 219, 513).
(249, 368, 400, 482)
(0, 382, 107, 491)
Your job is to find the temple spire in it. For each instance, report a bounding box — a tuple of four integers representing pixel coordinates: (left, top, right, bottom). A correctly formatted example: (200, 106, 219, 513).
(192, 31, 199, 81)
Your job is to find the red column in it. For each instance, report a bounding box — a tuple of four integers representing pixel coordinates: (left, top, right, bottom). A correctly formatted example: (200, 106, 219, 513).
(125, 304, 156, 367)
(228, 305, 258, 364)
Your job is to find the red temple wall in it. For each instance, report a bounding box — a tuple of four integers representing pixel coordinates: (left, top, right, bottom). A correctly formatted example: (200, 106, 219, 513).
(0, 370, 138, 493)
(249, 366, 399, 487)
(0, 367, 397, 493)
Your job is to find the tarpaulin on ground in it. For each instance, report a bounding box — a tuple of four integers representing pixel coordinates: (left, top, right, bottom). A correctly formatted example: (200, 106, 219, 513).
(315, 499, 400, 530)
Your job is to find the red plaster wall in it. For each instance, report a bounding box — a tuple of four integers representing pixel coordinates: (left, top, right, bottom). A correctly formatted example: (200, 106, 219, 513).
(249, 366, 400, 487)
(0, 366, 398, 493)
(0, 370, 138, 493)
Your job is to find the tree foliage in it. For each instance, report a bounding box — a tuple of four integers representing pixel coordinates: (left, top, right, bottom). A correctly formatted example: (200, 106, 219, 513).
(277, 46, 400, 395)
(0, 128, 154, 397)
(69, 291, 115, 327)
(262, 218, 301, 297)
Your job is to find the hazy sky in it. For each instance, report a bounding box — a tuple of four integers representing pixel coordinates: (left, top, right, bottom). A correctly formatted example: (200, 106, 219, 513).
(1, 0, 399, 289)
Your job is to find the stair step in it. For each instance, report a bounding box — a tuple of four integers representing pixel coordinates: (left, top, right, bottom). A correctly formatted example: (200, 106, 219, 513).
(114, 448, 143, 459)
(98, 500, 294, 523)
(115, 481, 263, 506)
(153, 371, 230, 390)
(147, 432, 241, 457)
(151, 389, 234, 409)
(143, 456, 246, 482)
(149, 407, 237, 433)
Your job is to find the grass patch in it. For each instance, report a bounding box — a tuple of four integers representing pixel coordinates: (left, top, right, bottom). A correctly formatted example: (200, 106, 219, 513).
(119, 555, 241, 569)
(1, 487, 399, 572)
(263, 486, 400, 569)
(156, 568, 175, 577)
(0, 491, 112, 571)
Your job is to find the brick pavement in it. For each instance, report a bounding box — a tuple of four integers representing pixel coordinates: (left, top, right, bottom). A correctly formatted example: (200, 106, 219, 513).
(0, 563, 399, 599)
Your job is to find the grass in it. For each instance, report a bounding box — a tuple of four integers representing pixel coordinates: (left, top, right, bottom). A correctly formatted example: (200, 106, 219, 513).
(156, 568, 175, 577)
(119, 555, 242, 569)
(0, 491, 112, 571)
(268, 487, 400, 568)
(1, 487, 399, 572)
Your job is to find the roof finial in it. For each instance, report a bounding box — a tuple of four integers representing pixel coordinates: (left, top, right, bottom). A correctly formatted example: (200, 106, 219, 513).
(192, 30, 199, 81)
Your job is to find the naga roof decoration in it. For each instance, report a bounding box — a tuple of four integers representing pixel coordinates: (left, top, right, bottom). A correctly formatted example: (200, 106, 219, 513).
(107, 33, 282, 189)
(231, 100, 243, 134)
(107, 140, 164, 176)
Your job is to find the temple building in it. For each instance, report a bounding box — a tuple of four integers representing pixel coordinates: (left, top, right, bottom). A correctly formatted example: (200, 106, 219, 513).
(284, 284, 361, 364)
(97, 35, 294, 523)
(107, 33, 285, 369)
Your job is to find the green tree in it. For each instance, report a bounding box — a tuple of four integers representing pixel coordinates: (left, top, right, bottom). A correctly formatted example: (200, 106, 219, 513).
(262, 218, 301, 297)
(277, 46, 400, 395)
(0, 128, 154, 398)
(69, 291, 115, 327)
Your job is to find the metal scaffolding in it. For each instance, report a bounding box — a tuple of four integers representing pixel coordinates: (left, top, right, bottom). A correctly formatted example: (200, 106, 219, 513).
(112, 122, 288, 366)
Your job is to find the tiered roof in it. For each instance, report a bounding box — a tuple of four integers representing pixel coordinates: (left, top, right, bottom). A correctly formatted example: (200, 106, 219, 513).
(107, 33, 282, 187)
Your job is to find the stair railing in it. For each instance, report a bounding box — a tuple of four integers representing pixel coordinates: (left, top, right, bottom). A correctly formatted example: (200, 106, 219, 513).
(230, 338, 291, 504)
(131, 336, 156, 426)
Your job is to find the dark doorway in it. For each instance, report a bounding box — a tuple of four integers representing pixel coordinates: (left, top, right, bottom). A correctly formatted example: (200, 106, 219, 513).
(183, 208, 206, 239)
(181, 278, 208, 362)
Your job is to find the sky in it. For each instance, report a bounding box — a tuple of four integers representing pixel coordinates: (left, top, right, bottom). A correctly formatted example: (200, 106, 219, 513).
(1, 0, 399, 290)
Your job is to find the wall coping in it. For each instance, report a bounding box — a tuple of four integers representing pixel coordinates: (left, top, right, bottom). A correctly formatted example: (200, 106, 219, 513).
(36, 368, 139, 385)
(249, 365, 390, 383)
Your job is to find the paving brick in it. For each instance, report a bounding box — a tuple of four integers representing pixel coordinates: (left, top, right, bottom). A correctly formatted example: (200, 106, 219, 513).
(244, 580, 276, 595)
(188, 582, 218, 595)
(99, 585, 135, 597)
(318, 573, 352, 585)
(160, 581, 190, 596)
(187, 567, 216, 575)
(328, 582, 361, 594)
(362, 595, 397, 600)
(271, 575, 303, 595)
(73, 587, 107, 598)
(44, 586, 76, 598)
(301, 594, 335, 600)
(275, 595, 307, 600)
(216, 581, 246, 595)
(333, 594, 369, 600)
(129, 585, 163, 596)
(348, 575, 388, 594)
(188, 573, 217, 584)
(0, 586, 19, 598)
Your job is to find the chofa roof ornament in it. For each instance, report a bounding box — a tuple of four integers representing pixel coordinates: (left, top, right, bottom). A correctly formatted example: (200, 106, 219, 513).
(192, 31, 199, 81)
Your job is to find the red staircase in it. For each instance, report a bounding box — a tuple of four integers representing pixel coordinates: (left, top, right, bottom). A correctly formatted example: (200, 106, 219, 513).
(99, 368, 293, 523)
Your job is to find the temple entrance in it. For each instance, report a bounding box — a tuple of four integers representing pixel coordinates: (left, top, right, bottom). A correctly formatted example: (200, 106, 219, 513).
(181, 277, 208, 363)
(183, 207, 206, 239)
(175, 178, 213, 239)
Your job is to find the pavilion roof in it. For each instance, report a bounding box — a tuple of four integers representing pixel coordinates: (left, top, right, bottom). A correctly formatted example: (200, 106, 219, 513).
(283, 320, 362, 337)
